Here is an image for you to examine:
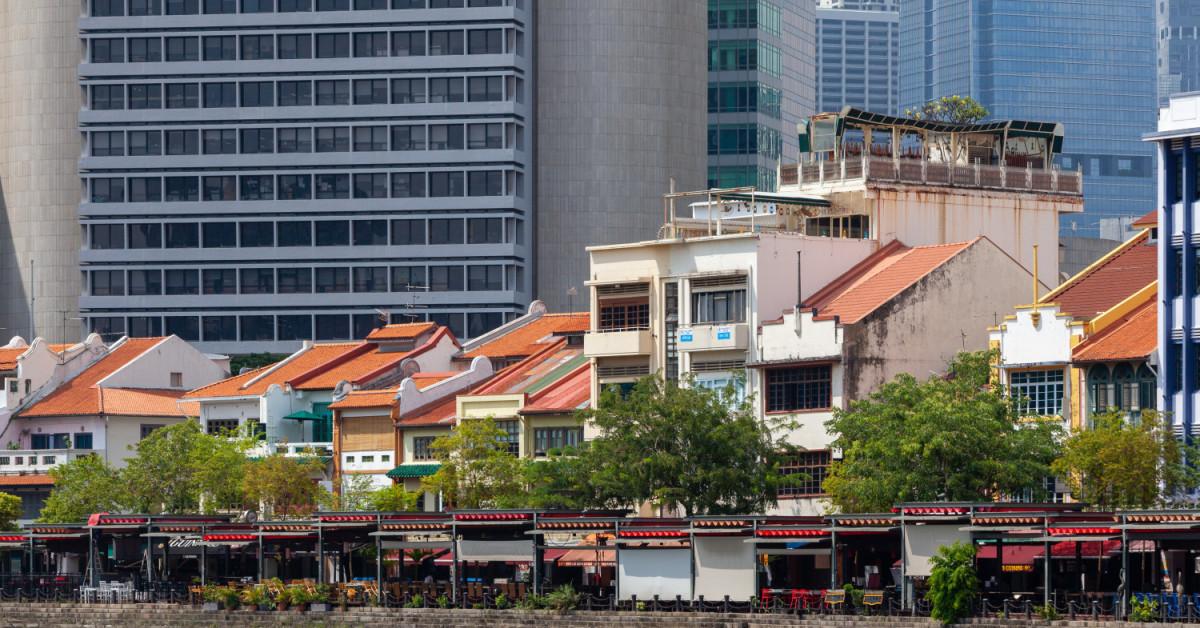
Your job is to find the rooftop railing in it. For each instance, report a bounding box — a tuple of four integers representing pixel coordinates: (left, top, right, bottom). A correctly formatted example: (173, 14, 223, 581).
(780, 156, 1082, 196)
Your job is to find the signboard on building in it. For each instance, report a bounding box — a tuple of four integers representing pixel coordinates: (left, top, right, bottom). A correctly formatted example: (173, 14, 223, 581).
(716, 326, 731, 340)
(680, 329, 693, 342)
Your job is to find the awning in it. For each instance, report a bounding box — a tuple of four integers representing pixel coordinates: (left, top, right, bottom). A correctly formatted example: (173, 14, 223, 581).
(283, 410, 325, 421)
(556, 547, 615, 567)
(713, 191, 831, 209)
(387, 464, 441, 479)
(977, 544, 1044, 565)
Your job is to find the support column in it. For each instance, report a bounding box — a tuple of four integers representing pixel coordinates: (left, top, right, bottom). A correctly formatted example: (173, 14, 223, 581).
(450, 522, 457, 601)
(257, 533, 264, 582)
(830, 529, 839, 589)
(375, 515, 383, 589)
(317, 525, 324, 584)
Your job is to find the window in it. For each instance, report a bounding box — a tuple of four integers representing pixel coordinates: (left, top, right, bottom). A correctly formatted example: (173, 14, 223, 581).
(202, 175, 236, 201)
(1113, 363, 1137, 414)
(240, 128, 274, 153)
(128, 269, 162, 295)
(165, 269, 200, 294)
(533, 427, 581, 456)
(428, 124, 464, 150)
(428, 77, 463, 103)
(165, 316, 199, 341)
(778, 451, 831, 497)
(91, 131, 124, 156)
(392, 219, 425, 245)
(166, 0, 199, 14)
(353, 173, 388, 199)
(129, 130, 162, 155)
(203, 36, 236, 60)
(278, 174, 312, 199)
(278, 221, 312, 247)
(165, 130, 198, 155)
(598, 298, 648, 330)
(204, 0, 236, 12)
(203, 268, 237, 294)
(316, 173, 350, 198)
(91, 224, 125, 249)
(1089, 365, 1111, 415)
(392, 125, 425, 151)
(429, 171, 464, 197)
(391, 172, 425, 197)
(74, 433, 94, 450)
(207, 419, 240, 435)
(165, 176, 199, 201)
(277, 267, 312, 293)
(467, 265, 502, 291)
(91, 85, 124, 110)
(91, 178, 125, 203)
(429, 266, 463, 291)
(166, 83, 199, 109)
(315, 267, 349, 293)
(392, 266, 425, 291)
(316, 33, 350, 58)
(317, 0, 349, 8)
(353, 79, 389, 105)
(392, 78, 425, 103)
(315, 314, 350, 339)
(240, 222, 274, 247)
(278, 81, 312, 106)
(30, 434, 49, 450)
(767, 364, 832, 412)
(278, 314, 311, 340)
(353, 219, 388, 246)
(356, 0, 387, 6)
(354, 32, 389, 57)
(468, 217, 502, 243)
(412, 436, 436, 461)
(93, 0, 124, 16)
(494, 420, 519, 454)
(353, 267, 388, 292)
(468, 29, 503, 54)
(467, 123, 502, 149)
(128, 84, 161, 109)
(203, 316, 237, 341)
(203, 129, 237, 155)
(1010, 369, 1064, 416)
(203, 222, 236, 248)
(315, 220, 349, 246)
(242, 0, 274, 11)
(279, 0, 312, 10)
(129, 317, 162, 337)
(392, 31, 425, 56)
(166, 223, 199, 248)
(166, 36, 200, 61)
(91, 39, 124, 63)
(691, 283, 746, 324)
(241, 82, 274, 107)
(429, 218, 463, 244)
(240, 174, 274, 200)
(315, 126, 350, 151)
(279, 34, 312, 59)
(467, 312, 502, 338)
(240, 268, 274, 294)
(129, 38, 162, 62)
(91, 270, 125, 296)
(467, 76, 502, 102)
(203, 82, 236, 107)
(353, 125, 388, 151)
(468, 170, 503, 196)
(129, 223, 162, 249)
(429, 30, 464, 55)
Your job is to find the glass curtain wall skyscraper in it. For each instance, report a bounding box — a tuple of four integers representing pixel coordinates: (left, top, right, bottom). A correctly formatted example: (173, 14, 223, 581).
(1158, 0, 1200, 104)
(815, 0, 899, 115)
(707, 1, 814, 191)
(899, 0, 1157, 237)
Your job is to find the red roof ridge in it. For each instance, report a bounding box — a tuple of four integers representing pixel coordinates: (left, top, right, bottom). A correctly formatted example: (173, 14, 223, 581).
(350, 328, 456, 386)
(472, 338, 569, 395)
(1131, 210, 1157, 227)
(1072, 297, 1157, 363)
(803, 239, 909, 313)
(1041, 231, 1150, 305)
(286, 342, 377, 389)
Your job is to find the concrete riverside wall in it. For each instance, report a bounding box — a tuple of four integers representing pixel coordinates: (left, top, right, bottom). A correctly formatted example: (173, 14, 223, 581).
(0, 604, 1167, 628)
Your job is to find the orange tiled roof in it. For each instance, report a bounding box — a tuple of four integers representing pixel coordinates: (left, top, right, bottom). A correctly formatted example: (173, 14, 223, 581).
(0, 475, 54, 487)
(19, 338, 173, 418)
(461, 313, 589, 359)
(803, 240, 975, 324)
(1041, 232, 1157, 320)
(0, 347, 26, 371)
(521, 364, 591, 414)
(181, 343, 359, 399)
(471, 340, 583, 396)
(97, 388, 193, 417)
(365, 322, 437, 341)
(1131, 210, 1157, 228)
(1073, 299, 1157, 363)
(397, 394, 459, 427)
(290, 344, 397, 390)
(328, 390, 398, 410)
(410, 372, 457, 389)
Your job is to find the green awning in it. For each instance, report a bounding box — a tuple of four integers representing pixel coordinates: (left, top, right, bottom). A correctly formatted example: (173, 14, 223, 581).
(386, 464, 441, 479)
(283, 410, 325, 421)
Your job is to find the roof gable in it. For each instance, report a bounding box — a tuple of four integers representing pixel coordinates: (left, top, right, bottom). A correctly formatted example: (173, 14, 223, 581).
(1040, 231, 1156, 320)
(19, 337, 173, 418)
(460, 313, 588, 360)
(1072, 298, 1157, 363)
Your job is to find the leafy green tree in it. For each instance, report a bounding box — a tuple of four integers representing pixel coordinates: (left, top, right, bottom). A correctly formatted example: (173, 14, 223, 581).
(522, 445, 605, 510)
(0, 492, 22, 530)
(324, 473, 378, 511)
(904, 95, 989, 124)
(578, 373, 798, 516)
(824, 350, 1061, 512)
(229, 353, 286, 375)
(421, 418, 525, 509)
(37, 455, 124, 523)
(368, 485, 421, 512)
(242, 454, 327, 518)
(1052, 410, 1199, 510)
(189, 424, 254, 513)
(927, 541, 980, 625)
(123, 420, 253, 514)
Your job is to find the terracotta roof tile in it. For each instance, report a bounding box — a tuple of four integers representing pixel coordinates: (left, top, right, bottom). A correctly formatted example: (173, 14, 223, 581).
(803, 240, 975, 324)
(410, 372, 456, 389)
(1131, 210, 1157, 228)
(98, 388, 192, 417)
(397, 394, 459, 427)
(1042, 232, 1157, 320)
(365, 321, 438, 341)
(0, 475, 54, 487)
(181, 343, 359, 399)
(328, 390, 398, 410)
(19, 338, 170, 418)
(471, 341, 585, 396)
(521, 364, 591, 414)
(461, 313, 589, 359)
(291, 345, 398, 390)
(0, 347, 26, 371)
(1073, 299, 1157, 363)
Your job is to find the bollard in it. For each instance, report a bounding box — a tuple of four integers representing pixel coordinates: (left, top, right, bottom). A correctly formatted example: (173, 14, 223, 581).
(723, 594, 729, 614)
(697, 595, 704, 613)
(1024, 599, 1032, 620)
(1002, 599, 1009, 617)
(653, 594, 660, 611)
(675, 594, 682, 612)
(630, 594, 637, 611)
(1092, 598, 1099, 620)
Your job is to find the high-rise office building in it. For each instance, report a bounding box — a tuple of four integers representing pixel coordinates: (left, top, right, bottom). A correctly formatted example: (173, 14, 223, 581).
(899, 0, 1158, 237)
(73, 0, 705, 353)
(815, 0, 899, 115)
(707, 0, 815, 192)
(1158, 0, 1200, 104)
(0, 0, 82, 344)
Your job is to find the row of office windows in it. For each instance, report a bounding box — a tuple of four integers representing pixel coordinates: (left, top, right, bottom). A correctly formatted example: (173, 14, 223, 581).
(88, 123, 512, 157)
(86, 75, 516, 110)
(706, 82, 782, 118)
(86, 263, 510, 296)
(89, 0, 506, 17)
(707, 123, 783, 160)
(707, 40, 782, 77)
(86, 169, 516, 203)
(88, 310, 507, 343)
(87, 28, 510, 63)
(708, 0, 782, 37)
(87, 217, 510, 250)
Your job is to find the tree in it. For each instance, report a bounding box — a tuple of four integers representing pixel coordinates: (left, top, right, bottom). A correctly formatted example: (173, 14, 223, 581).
(1052, 410, 1200, 510)
(324, 473, 378, 511)
(368, 485, 421, 512)
(421, 418, 526, 509)
(578, 373, 798, 516)
(904, 95, 989, 124)
(189, 423, 254, 513)
(522, 445, 608, 510)
(0, 492, 21, 530)
(927, 540, 980, 625)
(229, 353, 286, 375)
(37, 455, 124, 523)
(122, 420, 254, 514)
(242, 454, 326, 518)
(823, 350, 1061, 513)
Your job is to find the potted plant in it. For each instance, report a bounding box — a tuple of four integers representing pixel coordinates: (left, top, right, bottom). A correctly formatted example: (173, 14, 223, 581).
(200, 585, 223, 611)
(310, 584, 331, 612)
(274, 587, 291, 612)
(290, 586, 312, 612)
(242, 585, 271, 611)
(221, 587, 240, 611)
(338, 592, 348, 612)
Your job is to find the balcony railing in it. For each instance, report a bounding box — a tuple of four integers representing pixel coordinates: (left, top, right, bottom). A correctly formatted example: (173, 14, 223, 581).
(584, 328, 653, 358)
(780, 157, 1082, 195)
(0, 449, 101, 474)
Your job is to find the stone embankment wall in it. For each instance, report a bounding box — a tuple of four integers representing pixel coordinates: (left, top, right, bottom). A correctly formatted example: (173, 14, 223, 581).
(0, 604, 1159, 627)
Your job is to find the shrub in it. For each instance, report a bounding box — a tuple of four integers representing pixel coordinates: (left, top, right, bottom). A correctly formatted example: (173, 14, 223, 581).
(312, 584, 330, 604)
(842, 583, 864, 608)
(219, 587, 240, 610)
(544, 584, 583, 615)
(926, 540, 979, 626)
(1130, 597, 1159, 622)
(404, 594, 424, 609)
(1032, 603, 1059, 620)
(494, 593, 510, 609)
(436, 594, 451, 608)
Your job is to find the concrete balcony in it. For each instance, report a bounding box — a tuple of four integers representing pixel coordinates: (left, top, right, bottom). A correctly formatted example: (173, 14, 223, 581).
(0, 449, 101, 474)
(677, 323, 749, 352)
(275, 442, 333, 458)
(584, 328, 653, 358)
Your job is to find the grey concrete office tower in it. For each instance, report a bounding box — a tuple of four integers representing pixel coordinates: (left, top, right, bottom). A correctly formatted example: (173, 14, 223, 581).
(0, 0, 82, 345)
(76, 0, 707, 353)
(815, 0, 898, 115)
(1158, 0, 1200, 104)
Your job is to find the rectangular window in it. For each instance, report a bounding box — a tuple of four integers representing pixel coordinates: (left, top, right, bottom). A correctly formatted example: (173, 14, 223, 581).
(74, 433, 94, 450)
(315, 126, 350, 152)
(129, 223, 162, 249)
(239, 221, 274, 247)
(391, 219, 425, 245)
(91, 131, 124, 157)
(392, 31, 425, 56)
(166, 0, 199, 13)
(598, 297, 649, 330)
(91, 223, 125, 249)
(278, 221, 312, 247)
(277, 267, 312, 293)
(467, 265, 502, 291)
(278, 314, 311, 340)
(278, 81, 312, 106)
(778, 451, 831, 497)
(241, 82, 274, 107)
(767, 364, 833, 412)
(353, 79, 389, 105)
(428, 77, 463, 103)
(164, 176, 199, 201)
(165, 316, 199, 341)
(240, 175, 275, 200)
(93, 0, 124, 16)
(278, 34, 312, 59)
(315, 314, 350, 340)
(203, 82, 236, 108)
(240, 268, 274, 294)
(317, 0, 349, 8)
(165, 130, 198, 155)
(316, 33, 350, 58)
(353, 267, 388, 292)
(691, 285, 747, 324)
(279, 0, 312, 10)
(91, 270, 126, 296)
(202, 316, 237, 341)
(391, 172, 425, 197)
(242, 0, 274, 11)
(127, 177, 161, 202)
(412, 436, 436, 461)
(166, 223, 199, 249)
(165, 83, 199, 109)
(533, 427, 582, 456)
(204, 0, 236, 12)
(467, 123, 502, 149)
(128, 130, 162, 155)
(203, 129, 237, 155)
(467, 217, 502, 243)
(128, 84, 161, 109)
(467, 170, 503, 196)
(353, 173, 388, 198)
(203, 222, 236, 248)
(30, 435, 49, 450)
(353, 125, 388, 151)
(467, 75, 502, 102)
(316, 173, 350, 198)
(1009, 369, 1065, 416)
(128, 38, 162, 62)
(240, 128, 274, 154)
(429, 171, 464, 197)
(206, 419, 241, 436)
(391, 78, 426, 104)
(467, 312, 502, 338)
(315, 220, 350, 246)
(353, 219, 388, 246)
(392, 125, 426, 151)
(429, 218, 463, 244)
(203, 269, 237, 294)
(91, 38, 124, 63)
(91, 85, 124, 110)
(354, 32, 389, 57)
(128, 269, 162, 295)
(392, 266, 426, 291)
(428, 124, 464, 150)
(278, 174, 312, 199)
(467, 29, 503, 54)
(203, 35, 236, 60)
(494, 420, 519, 455)
(91, 178, 125, 203)
(429, 265, 463, 291)
(429, 30, 464, 55)
(129, 316, 162, 338)
(202, 175, 236, 201)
